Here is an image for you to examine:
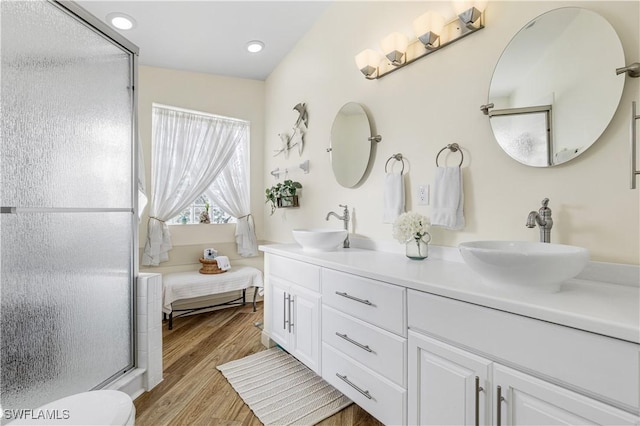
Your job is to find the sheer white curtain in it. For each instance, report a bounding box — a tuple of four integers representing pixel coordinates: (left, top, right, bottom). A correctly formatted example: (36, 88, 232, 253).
(206, 131, 258, 257)
(142, 105, 247, 266)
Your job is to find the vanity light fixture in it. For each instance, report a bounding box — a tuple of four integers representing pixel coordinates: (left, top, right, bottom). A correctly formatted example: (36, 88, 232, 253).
(453, 0, 487, 29)
(355, 49, 382, 79)
(354, 2, 486, 80)
(106, 12, 136, 30)
(380, 32, 409, 66)
(413, 11, 445, 49)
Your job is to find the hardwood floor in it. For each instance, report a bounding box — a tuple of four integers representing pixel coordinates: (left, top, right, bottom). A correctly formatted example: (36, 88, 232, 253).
(134, 302, 383, 426)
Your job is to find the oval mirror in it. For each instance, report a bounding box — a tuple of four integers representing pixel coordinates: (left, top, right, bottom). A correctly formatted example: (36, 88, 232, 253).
(330, 102, 376, 187)
(487, 8, 625, 167)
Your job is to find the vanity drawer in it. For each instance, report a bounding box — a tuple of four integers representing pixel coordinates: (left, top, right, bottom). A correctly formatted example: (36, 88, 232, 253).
(322, 268, 406, 336)
(268, 254, 320, 292)
(322, 305, 406, 387)
(322, 343, 406, 426)
(408, 289, 640, 412)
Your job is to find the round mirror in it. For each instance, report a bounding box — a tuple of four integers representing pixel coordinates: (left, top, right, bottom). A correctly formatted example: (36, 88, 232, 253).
(487, 8, 625, 167)
(330, 102, 375, 187)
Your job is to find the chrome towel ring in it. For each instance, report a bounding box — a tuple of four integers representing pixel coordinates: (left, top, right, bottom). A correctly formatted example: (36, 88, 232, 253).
(385, 153, 406, 174)
(436, 143, 464, 167)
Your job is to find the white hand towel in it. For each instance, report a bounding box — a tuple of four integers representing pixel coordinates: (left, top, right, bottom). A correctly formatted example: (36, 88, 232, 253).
(431, 167, 465, 230)
(383, 172, 405, 223)
(215, 255, 231, 271)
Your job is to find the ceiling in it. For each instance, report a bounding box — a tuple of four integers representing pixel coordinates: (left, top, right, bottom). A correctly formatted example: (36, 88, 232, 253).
(77, 1, 331, 81)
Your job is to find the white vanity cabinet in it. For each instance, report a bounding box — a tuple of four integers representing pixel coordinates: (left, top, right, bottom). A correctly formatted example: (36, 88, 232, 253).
(494, 364, 639, 425)
(408, 289, 640, 425)
(320, 268, 407, 425)
(409, 331, 639, 425)
(408, 331, 492, 425)
(261, 245, 640, 426)
(265, 253, 322, 374)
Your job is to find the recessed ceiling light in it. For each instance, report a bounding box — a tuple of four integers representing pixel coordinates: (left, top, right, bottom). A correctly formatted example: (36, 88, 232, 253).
(107, 12, 136, 30)
(246, 41, 264, 53)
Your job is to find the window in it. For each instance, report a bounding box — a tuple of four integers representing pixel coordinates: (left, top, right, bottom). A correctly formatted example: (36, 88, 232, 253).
(169, 194, 235, 225)
(154, 105, 248, 226)
(143, 103, 255, 265)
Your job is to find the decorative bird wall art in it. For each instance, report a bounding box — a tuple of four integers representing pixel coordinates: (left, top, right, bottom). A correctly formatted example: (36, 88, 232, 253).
(275, 103, 308, 157)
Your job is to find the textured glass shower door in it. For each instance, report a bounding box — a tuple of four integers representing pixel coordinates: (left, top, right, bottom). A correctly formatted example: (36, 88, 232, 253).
(1, 1, 137, 410)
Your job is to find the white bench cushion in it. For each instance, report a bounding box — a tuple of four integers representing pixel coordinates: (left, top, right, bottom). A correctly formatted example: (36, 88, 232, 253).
(162, 266, 263, 314)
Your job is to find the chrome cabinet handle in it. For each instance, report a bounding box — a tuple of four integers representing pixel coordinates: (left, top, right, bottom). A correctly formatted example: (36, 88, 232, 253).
(336, 373, 372, 400)
(631, 101, 640, 189)
(335, 291, 373, 306)
(283, 292, 288, 330)
(496, 385, 505, 426)
(475, 376, 483, 426)
(335, 332, 372, 353)
(288, 295, 294, 333)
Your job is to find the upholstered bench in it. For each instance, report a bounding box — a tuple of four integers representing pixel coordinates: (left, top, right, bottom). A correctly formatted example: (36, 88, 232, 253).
(162, 266, 263, 330)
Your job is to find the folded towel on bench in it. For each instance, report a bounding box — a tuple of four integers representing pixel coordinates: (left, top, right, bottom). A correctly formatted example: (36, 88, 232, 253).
(215, 255, 231, 271)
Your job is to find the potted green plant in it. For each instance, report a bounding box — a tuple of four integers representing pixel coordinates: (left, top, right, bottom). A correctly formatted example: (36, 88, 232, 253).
(265, 179, 302, 215)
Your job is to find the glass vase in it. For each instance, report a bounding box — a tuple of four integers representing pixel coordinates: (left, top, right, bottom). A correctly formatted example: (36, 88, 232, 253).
(405, 233, 431, 260)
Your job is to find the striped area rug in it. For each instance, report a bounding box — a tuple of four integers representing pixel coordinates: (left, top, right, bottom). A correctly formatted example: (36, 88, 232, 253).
(217, 347, 352, 425)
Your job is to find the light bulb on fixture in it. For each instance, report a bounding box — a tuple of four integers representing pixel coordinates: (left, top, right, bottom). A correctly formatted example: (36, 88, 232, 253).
(380, 32, 409, 66)
(453, 0, 487, 28)
(413, 11, 445, 49)
(355, 49, 382, 79)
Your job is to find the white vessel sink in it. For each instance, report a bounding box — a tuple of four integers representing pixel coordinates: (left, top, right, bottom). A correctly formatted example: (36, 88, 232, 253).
(292, 228, 348, 252)
(459, 241, 589, 292)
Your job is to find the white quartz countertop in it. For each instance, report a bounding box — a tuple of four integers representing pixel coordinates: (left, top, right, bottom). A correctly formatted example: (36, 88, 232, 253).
(259, 244, 640, 344)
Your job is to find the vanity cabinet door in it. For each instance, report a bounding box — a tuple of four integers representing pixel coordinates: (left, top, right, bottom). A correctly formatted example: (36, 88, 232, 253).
(269, 278, 290, 349)
(267, 275, 321, 374)
(290, 285, 321, 374)
(493, 364, 639, 426)
(408, 330, 492, 426)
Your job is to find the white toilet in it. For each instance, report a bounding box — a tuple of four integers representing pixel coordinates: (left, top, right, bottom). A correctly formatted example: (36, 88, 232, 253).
(8, 390, 135, 425)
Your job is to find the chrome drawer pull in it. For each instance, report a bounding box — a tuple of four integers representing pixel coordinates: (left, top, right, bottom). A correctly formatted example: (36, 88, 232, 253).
(335, 291, 373, 306)
(336, 373, 372, 400)
(336, 332, 372, 353)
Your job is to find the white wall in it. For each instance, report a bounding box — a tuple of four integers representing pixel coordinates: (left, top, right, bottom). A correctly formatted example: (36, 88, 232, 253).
(137, 66, 266, 266)
(263, 1, 640, 265)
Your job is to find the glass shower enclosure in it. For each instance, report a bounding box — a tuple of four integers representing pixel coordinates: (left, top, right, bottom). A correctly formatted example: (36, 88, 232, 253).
(1, 1, 138, 410)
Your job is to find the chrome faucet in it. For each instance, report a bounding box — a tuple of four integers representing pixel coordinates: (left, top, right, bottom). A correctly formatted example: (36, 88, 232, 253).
(326, 204, 350, 248)
(526, 198, 553, 243)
